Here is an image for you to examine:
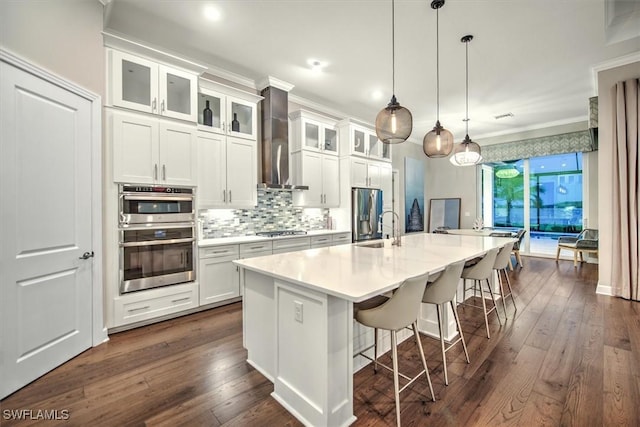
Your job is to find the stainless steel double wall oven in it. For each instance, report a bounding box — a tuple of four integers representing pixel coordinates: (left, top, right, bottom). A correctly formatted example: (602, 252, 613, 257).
(118, 185, 195, 294)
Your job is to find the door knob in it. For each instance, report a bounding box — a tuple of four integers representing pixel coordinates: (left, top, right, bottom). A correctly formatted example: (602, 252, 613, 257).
(79, 251, 94, 260)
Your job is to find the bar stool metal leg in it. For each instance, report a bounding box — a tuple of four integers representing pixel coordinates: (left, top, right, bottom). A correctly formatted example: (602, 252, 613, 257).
(391, 330, 401, 427)
(450, 300, 470, 364)
(435, 304, 448, 385)
(412, 322, 435, 401)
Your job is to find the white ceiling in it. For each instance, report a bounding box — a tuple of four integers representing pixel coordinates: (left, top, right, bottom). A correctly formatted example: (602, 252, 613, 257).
(104, 0, 640, 144)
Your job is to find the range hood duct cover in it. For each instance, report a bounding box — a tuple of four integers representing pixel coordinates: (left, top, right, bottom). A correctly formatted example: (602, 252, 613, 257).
(259, 85, 308, 190)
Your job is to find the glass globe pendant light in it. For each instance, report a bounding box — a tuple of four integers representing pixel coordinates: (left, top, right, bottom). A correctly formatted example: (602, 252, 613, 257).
(375, 0, 412, 144)
(450, 34, 482, 166)
(423, 0, 453, 158)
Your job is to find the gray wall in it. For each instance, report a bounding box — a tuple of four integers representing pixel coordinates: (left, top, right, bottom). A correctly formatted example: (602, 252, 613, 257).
(0, 0, 105, 98)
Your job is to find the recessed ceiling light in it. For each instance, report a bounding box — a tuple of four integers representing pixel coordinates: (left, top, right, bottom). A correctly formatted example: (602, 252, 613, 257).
(203, 5, 221, 21)
(307, 58, 327, 72)
(371, 90, 383, 100)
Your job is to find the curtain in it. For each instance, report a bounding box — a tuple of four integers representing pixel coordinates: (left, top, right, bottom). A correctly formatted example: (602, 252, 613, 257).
(611, 78, 639, 301)
(479, 130, 595, 164)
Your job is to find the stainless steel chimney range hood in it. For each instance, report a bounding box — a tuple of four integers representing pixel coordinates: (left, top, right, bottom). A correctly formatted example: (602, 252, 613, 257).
(258, 77, 308, 190)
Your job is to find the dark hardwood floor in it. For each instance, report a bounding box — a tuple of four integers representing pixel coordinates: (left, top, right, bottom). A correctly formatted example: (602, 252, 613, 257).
(2, 257, 639, 426)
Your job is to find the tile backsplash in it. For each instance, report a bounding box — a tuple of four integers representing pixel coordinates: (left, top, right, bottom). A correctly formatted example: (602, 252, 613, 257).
(200, 189, 329, 238)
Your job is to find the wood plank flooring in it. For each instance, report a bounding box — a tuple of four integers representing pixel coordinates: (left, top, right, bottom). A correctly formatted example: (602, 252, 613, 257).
(2, 257, 639, 426)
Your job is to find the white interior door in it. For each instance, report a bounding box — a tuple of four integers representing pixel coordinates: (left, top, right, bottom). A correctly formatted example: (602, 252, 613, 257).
(0, 61, 93, 399)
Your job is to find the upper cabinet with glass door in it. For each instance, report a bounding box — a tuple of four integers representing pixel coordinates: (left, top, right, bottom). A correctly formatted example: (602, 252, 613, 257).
(338, 119, 391, 162)
(108, 49, 198, 122)
(198, 79, 263, 140)
(289, 110, 339, 156)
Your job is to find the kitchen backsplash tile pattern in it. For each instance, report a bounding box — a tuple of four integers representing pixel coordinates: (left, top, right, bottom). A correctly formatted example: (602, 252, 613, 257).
(200, 189, 330, 238)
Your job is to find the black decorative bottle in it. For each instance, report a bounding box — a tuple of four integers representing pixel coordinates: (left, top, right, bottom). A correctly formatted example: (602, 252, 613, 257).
(203, 100, 213, 126)
(231, 113, 240, 132)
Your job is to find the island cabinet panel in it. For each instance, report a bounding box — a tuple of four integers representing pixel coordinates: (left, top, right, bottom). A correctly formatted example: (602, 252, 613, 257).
(242, 269, 276, 380)
(272, 281, 354, 427)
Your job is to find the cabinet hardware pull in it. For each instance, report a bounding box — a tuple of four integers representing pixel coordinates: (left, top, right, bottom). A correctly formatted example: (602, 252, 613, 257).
(162, 164, 166, 180)
(222, 122, 225, 132)
(223, 190, 226, 202)
(171, 297, 190, 304)
(152, 98, 157, 112)
(154, 164, 158, 180)
(161, 100, 165, 113)
(128, 305, 150, 313)
(229, 191, 232, 203)
(250, 246, 264, 249)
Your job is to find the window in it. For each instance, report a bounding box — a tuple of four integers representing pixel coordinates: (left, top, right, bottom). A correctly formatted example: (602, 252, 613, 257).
(483, 153, 583, 255)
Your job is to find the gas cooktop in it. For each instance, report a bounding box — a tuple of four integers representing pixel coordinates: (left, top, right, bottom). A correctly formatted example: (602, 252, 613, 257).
(255, 230, 308, 238)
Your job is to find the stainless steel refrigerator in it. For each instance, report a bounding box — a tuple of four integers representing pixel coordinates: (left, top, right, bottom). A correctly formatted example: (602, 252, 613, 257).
(351, 187, 383, 242)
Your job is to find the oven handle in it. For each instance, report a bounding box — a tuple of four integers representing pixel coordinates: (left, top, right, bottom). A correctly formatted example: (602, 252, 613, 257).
(122, 194, 194, 202)
(120, 238, 195, 247)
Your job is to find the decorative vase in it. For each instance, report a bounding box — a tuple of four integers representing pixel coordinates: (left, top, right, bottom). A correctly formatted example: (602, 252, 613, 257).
(473, 217, 484, 231)
(231, 113, 240, 132)
(203, 100, 212, 126)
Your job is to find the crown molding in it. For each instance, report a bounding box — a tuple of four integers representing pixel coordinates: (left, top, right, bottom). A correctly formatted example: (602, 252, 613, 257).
(257, 76, 294, 92)
(591, 51, 640, 96)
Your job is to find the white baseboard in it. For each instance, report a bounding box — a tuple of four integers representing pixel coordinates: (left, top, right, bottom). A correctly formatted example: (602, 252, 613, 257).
(596, 281, 613, 296)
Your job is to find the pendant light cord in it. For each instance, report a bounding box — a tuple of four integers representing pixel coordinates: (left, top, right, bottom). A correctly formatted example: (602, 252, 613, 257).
(392, 0, 395, 97)
(465, 38, 469, 135)
(436, 6, 440, 120)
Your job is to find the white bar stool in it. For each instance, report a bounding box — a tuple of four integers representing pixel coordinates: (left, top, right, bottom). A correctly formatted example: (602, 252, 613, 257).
(460, 247, 501, 339)
(493, 241, 517, 317)
(421, 261, 470, 385)
(354, 272, 435, 427)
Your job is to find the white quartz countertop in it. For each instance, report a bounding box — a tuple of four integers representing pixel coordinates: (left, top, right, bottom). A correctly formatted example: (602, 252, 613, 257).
(198, 229, 350, 247)
(234, 232, 516, 302)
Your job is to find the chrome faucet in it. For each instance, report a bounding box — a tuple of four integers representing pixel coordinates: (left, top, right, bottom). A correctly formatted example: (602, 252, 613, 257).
(379, 210, 402, 246)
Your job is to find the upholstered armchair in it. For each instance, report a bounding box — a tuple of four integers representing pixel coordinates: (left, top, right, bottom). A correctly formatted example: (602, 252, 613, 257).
(510, 229, 526, 270)
(556, 229, 598, 268)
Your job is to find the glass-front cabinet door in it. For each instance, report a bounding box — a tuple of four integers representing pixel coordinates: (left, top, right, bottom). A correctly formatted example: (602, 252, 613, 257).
(382, 141, 392, 161)
(198, 90, 225, 134)
(323, 127, 338, 155)
(368, 134, 380, 158)
(159, 66, 197, 122)
(112, 50, 159, 114)
(352, 129, 366, 156)
(304, 121, 321, 150)
(228, 98, 256, 140)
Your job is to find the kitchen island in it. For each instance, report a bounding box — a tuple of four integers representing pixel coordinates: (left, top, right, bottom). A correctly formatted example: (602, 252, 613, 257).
(234, 232, 514, 427)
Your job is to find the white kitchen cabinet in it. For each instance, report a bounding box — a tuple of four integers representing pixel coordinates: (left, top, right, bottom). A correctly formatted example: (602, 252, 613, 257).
(198, 80, 263, 140)
(272, 237, 311, 254)
(109, 49, 197, 122)
(238, 241, 273, 297)
(331, 232, 352, 245)
(310, 235, 333, 248)
(350, 157, 384, 189)
(289, 110, 339, 156)
(111, 110, 196, 186)
(113, 282, 199, 328)
(338, 119, 391, 162)
(197, 130, 257, 209)
(292, 152, 340, 208)
(199, 245, 240, 306)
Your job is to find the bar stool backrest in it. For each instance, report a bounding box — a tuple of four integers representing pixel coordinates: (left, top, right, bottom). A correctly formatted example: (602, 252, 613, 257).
(355, 272, 429, 331)
(462, 247, 499, 280)
(493, 242, 515, 270)
(422, 261, 465, 305)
